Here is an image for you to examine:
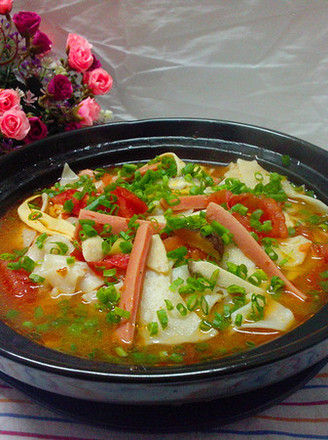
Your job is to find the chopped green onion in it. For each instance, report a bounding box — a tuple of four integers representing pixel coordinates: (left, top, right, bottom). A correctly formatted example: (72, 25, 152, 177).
(157, 309, 169, 329)
(200, 295, 209, 315)
(287, 227, 296, 236)
(63, 199, 74, 213)
(66, 256, 75, 265)
(6, 309, 19, 319)
(227, 285, 246, 295)
(199, 319, 212, 331)
(34, 306, 44, 319)
(50, 241, 69, 255)
(147, 322, 159, 336)
(169, 277, 184, 291)
(29, 274, 45, 284)
(231, 203, 248, 215)
(115, 347, 128, 357)
(176, 303, 188, 316)
(186, 294, 199, 311)
(113, 307, 130, 319)
(167, 246, 188, 260)
(235, 313, 243, 326)
(28, 211, 42, 221)
(36, 233, 48, 249)
(164, 299, 174, 311)
(119, 241, 132, 254)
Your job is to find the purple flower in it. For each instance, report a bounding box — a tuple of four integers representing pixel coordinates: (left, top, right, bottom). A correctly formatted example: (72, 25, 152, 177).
(32, 30, 52, 55)
(87, 55, 102, 72)
(13, 11, 41, 38)
(47, 75, 73, 101)
(23, 117, 48, 144)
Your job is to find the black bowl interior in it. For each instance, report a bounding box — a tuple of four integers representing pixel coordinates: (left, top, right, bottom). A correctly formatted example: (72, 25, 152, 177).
(1, 118, 328, 382)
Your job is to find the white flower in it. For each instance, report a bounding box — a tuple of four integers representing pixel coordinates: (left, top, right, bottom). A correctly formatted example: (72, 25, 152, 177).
(97, 109, 113, 123)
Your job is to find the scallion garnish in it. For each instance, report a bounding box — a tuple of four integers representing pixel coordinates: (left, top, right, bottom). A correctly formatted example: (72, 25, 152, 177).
(157, 309, 169, 329)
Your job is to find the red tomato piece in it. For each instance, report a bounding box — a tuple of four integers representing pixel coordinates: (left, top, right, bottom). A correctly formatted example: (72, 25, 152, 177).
(228, 193, 288, 239)
(0, 261, 38, 303)
(259, 198, 288, 238)
(90, 253, 130, 271)
(111, 186, 148, 218)
(207, 189, 232, 206)
(51, 189, 88, 216)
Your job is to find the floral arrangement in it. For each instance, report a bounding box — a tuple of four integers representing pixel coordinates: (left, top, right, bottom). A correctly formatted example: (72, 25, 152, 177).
(0, 0, 113, 153)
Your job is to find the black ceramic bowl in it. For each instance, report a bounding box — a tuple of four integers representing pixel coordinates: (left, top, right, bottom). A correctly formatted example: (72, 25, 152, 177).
(0, 118, 328, 405)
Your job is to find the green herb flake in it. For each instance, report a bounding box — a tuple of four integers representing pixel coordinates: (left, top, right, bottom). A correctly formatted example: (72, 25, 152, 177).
(147, 321, 159, 336)
(29, 274, 45, 284)
(6, 309, 19, 319)
(157, 309, 169, 329)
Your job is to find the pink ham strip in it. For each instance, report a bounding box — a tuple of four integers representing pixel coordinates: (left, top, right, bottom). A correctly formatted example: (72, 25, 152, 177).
(75, 209, 164, 238)
(206, 202, 307, 301)
(161, 194, 209, 212)
(115, 222, 153, 344)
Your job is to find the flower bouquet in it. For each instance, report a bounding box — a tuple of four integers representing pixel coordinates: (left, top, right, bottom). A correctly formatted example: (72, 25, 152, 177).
(0, 0, 113, 153)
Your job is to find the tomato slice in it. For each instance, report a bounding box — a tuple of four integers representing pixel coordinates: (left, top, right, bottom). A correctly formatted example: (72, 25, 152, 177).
(51, 189, 88, 216)
(111, 187, 148, 218)
(89, 253, 130, 271)
(207, 189, 232, 206)
(259, 198, 288, 238)
(0, 261, 38, 303)
(228, 193, 288, 239)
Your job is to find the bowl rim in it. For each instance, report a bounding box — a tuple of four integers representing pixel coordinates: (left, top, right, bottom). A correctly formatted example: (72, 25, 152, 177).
(1, 117, 328, 383)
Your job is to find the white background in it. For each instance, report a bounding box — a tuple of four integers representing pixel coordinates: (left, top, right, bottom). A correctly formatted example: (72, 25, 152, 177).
(13, 0, 328, 150)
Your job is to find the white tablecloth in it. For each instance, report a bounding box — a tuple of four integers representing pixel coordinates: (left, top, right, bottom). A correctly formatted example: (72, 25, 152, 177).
(1, 0, 328, 438)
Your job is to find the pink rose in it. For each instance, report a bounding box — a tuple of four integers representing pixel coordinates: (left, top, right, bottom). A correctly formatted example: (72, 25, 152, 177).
(76, 97, 100, 126)
(0, 108, 30, 140)
(13, 11, 41, 38)
(68, 44, 93, 73)
(0, 0, 13, 15)
(66, 33, 92, 51)
(23, 117, 48, 144)
(0, 89, 21, 115)
(47, 75, 73, 100)
(31, 30, 52, 55)
(83, 68, 113, 95)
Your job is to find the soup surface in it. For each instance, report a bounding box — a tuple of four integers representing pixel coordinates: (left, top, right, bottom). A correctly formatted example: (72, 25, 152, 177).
(0, 153, 328, 366)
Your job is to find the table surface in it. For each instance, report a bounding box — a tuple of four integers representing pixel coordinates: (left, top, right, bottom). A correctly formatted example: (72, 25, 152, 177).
(1, 0, 328, 438)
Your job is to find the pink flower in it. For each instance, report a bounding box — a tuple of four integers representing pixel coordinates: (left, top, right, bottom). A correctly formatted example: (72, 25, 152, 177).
(0, 0, 13, 15)
(76, 97, 100, 126)
(31, 30, 52, 55)
(68, 44, 93, 73)
(0, 108, 30, 140)
(0, 89, 21, 115)
(47, 75, 73, 100)
(13, 11, 41, 38)
(66, 33, 92, 51)
(23, 117, 48, 144)
(83, 68, 113, 95)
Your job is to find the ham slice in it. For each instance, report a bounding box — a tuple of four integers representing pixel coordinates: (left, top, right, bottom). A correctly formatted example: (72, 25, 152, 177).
(115, 223, 153, 344)
(161, 194, 208, 212)
(75, 209, 163, 238)
(206, 202, 307, 301)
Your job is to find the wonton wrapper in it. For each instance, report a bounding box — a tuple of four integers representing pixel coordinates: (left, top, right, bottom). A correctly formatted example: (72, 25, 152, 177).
(230, 297, 295, 331)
